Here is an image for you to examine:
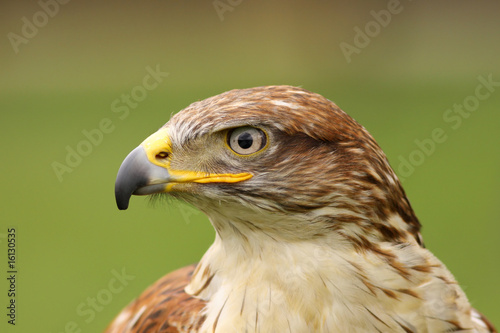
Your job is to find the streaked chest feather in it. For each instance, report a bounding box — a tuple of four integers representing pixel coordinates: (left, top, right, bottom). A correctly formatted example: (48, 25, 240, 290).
(185, 221, 478, 333)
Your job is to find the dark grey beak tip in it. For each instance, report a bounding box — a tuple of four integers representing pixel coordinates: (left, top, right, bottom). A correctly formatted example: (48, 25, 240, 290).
(115, 146, 149, 211)
(115, 192, 130, 210)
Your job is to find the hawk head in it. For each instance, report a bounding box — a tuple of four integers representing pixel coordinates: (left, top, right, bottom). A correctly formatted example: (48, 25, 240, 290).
(115, 85, 421, 246)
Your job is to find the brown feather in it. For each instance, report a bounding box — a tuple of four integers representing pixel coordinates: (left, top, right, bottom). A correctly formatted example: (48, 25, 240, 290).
(168, 85, 423, 246)
(104, 264, 205, 333)
(473, 309, 498, 333)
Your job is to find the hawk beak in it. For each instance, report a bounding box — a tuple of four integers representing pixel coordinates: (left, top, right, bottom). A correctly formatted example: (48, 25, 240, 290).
(115, 145, 171, 210)
(115, 129, 253, 210)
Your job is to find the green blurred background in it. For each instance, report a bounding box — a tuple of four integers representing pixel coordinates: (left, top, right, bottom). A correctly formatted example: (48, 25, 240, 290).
(1, 1, 498, 331)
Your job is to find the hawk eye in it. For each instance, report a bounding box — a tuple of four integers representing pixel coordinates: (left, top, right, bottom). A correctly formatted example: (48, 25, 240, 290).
(227, 127, 267, 155)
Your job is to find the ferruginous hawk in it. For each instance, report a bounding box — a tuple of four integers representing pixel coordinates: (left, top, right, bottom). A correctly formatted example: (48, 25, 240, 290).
(108, 86, 496, 333)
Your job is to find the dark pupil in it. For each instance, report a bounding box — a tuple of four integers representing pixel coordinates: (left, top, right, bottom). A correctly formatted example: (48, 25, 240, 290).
(238, 132, 253, 149)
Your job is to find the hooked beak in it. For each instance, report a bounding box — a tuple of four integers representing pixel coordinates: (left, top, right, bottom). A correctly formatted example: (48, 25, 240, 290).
(115, 145, 171, 210)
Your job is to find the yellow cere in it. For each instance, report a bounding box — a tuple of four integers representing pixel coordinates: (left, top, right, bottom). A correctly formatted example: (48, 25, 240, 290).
(141, 128, 172, 168)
